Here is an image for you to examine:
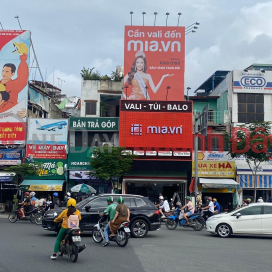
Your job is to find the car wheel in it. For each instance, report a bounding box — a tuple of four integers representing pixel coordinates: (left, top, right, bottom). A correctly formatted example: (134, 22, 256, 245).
(217, 223, 232, 238)
(131, 219, 148, 238)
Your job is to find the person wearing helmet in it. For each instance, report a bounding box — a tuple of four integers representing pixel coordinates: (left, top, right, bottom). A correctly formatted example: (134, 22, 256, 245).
(99, 196, 117, 247)
(213, 198, 221, 214)
(247, 198, 252, 205)
(51, 198, 86, 260)
(156, 196, 167, 218)
(202, 196, 214, 221)
(180, 196, 195, 225)
(110, 196, 130, 238)
(257, 197, 264, 203)
(19, 192, 33, 218)
(52, 192, 60, 209)
(63, 192, 71, 205)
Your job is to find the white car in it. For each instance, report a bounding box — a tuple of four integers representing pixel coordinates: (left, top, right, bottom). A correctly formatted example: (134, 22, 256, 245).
(206, 203, 272, 238)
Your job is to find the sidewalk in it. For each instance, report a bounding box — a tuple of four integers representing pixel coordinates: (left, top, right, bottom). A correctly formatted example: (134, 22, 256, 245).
(0, 213, 9, 219)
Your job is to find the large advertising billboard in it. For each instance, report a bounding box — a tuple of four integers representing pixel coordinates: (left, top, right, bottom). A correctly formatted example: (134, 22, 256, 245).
(123, 26, 185, 101)
(233, 70, 272, 93)
(119, 100, 193, 159)
(0, 30, 30, 144)
(0, 149, 22, 165)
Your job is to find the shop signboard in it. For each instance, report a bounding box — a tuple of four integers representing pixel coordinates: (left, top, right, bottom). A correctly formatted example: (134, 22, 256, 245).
(69, 170, 118, 182)
(233, 70, 272, 94)
(20, 184, 63, 191)
(0, 149, 22, 165)
(69, 117, 119, 131)
(0, 30, 30, 144)
(202, 188, 235, 193)
(123, 26, 185, 101)
(196, 151, 245, 161)
(27, 118, 68, 144)
(192, 161, 236, 178)
(25, 159, 67, 179)
(26, 144, 66, 159)
(68, 147, 94, 170)
(0, 172, 15, 182)
(119, 100, 193, 158)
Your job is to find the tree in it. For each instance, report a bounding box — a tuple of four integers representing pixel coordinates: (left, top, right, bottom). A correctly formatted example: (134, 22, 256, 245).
(111, 71, 123, 82)
(225, 121, 272, 202)
(90, 147, 137, 193)
(80, 67, 101, 80)
(5, 162, 42, 209)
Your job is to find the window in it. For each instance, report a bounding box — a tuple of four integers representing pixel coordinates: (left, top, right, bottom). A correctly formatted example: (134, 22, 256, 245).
(89, 197, 108, 208)
(237, 206, 262, 216)
(113, 197, 136, 207)
(238, 94, 264, 122)
(135, 198, 146, 207)
(85, 101, 97, 115)
(264, 206, 272, 214)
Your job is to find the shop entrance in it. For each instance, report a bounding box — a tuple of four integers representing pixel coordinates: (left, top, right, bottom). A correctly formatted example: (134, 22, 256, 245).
(202, 192, 233, 212)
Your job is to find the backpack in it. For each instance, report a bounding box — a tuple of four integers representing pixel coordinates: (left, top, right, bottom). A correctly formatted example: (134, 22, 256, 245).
(67, 214, 79, 228)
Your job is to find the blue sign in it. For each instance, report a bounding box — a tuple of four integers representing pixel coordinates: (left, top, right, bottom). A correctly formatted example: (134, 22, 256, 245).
(0, 176, 14, 182)
(0, 149, 22, 165)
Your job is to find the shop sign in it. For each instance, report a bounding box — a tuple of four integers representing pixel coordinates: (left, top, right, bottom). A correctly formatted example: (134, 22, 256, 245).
(196, 151, 245, 161)
(25, 159, 67, 180)
(68, 147, 94, 170)
(146, 151, 157, 156)
(133, 150, 144, 156)
(202, 188, 234, 193)
(21, 184, 63, 191)
(69, 117, 119, 131)
(0, 149, 22, 165)
(26, 144, 67, 159)
(192, 161, 236, 178)
(173, 151, 190, 157)
(158, 151, 172, 156)
(69, 171, 118, 181)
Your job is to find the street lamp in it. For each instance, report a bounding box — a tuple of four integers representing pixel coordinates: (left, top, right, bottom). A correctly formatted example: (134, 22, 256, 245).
(15, 15, 22, 30)
(166, 12, 170, 26)
(130, 11, 133, 26)
(186, 22, 200, 29)
(185, 30, 196, 35)
(187, 87, 191, 100)
(142, 12, 146, 26)
(177, 12, 182, 26)
(166, 86, 171, 100)
(154, 12, 158, 26)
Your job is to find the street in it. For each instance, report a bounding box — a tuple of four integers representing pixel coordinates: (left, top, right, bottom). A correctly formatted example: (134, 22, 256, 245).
(1, 219, 272, 272)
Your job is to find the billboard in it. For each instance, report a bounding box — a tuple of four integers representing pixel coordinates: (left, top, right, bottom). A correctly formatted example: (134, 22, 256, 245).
(119, 100, 193, 158)
(195, 151, 245, 161)
(27, 118, 68, 144)
(192, 161, 236, 178)
(0, 30, 30, 144)
(233, 70, 272, 93)
(68, 147, 93, 170)
(26, 144, 66, 159)
(123, 26, 185, 101)
(0, 149, 22, 165)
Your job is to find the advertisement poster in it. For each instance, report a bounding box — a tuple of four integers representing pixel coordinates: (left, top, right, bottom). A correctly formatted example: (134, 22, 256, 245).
(0, 30, 30, 144)
(27, 118, 68, 144)
(25, 159, 67, 180)
(192, 161, 236, 178)
(123, 26, 185, 101)
(68, 147, 94, 170)
(0, 149, 22, 165)
(26, 144, 66, 159)
(119, 100, 193, 156)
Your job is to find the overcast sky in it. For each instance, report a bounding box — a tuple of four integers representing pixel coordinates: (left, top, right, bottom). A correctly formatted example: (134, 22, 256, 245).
(2, 0, 271, 96)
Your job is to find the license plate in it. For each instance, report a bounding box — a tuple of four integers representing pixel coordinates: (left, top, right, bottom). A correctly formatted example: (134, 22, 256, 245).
(72, 236, 81, 242)
(124, 227, 130, 233)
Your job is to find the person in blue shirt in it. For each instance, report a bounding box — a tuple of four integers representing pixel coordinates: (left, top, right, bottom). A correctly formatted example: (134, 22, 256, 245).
(213, 198, 221, 213)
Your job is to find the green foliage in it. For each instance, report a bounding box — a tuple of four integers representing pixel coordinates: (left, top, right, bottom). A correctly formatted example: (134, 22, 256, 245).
(101, 75, 111, 81)
(80, 67, 101, 80)
(90, 147, 137, 192)
(100, 101, 108, 116)
(111, 71, 122, 82)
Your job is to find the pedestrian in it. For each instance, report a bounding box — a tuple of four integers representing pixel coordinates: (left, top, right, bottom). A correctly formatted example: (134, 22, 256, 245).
(257, 197, 264, 203)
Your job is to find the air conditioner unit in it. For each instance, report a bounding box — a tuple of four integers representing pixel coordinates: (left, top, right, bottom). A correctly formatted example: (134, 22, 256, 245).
(102, 142, 113, 147)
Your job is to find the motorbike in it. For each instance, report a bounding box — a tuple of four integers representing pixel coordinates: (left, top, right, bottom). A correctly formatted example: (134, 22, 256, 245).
(8, 205, 39, 223)
(166, 207, 205, 231)
(92, 214, 130, 247)
(35, 205, 47, 225)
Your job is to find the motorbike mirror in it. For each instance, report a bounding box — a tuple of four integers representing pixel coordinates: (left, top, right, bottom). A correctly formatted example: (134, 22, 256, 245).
(53, 212, 57, 217)
(85, 205, 91, 212)
(236, 212, 241, 219)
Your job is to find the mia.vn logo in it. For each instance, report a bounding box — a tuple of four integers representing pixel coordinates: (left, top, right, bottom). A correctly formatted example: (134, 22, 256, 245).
(131, 124, 182, 135)
(131, 124, 142, 135)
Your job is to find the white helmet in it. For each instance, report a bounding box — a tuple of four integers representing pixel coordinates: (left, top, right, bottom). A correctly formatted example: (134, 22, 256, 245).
(66, 192, 71, 197)
(30, 191, 36, 197)
(176, 202, 181, 206)
(159, 196, 164, 200)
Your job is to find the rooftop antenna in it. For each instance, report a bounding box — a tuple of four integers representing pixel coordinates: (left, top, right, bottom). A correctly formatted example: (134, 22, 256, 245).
(166, 13, 170, 26)
(15, 16, 22, 30)
(177, 13, 182, 26)
(154, 12, 158, 26)
(130, 11, 133, 26)
(142, 12, 146, 26)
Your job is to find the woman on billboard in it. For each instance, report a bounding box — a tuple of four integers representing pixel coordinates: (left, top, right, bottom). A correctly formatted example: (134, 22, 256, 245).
(123, 50, 173, 100)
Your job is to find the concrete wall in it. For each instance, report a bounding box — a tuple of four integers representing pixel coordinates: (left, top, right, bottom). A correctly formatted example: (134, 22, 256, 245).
(193, 99, 217, 113)
(50, 102, 65, 119)
(29, 87, 50, 112)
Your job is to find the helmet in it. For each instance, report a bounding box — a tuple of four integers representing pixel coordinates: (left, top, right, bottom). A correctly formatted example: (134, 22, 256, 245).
(66, 192, 71, 197)
(53, 192, 58, 197)
(176, 202, 181, 206)
(213, 198, 217, 202)
(13, 42, 29, 55)
(185, 196, 191, 201)
(159, 196, 164, 200)
(67, 198, 77, 208)
(107, 196, 114, 202)
(118, 196, 124, 204)
(0, 83, 6, 92)
(25, 192, 30, 196)
(247, 198, 251, 202)
(30, 191, 36, 197)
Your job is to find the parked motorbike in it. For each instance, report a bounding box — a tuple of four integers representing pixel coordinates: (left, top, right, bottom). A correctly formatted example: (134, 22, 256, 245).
(8, 205, 39, 223)
(92, 214, 130, 247)
(166, 207, 205, 231)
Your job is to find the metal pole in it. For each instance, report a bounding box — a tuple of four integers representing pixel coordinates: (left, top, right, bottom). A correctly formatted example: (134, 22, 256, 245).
(194, 115, 199, 203)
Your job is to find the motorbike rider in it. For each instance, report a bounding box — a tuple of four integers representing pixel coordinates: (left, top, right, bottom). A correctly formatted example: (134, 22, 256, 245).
(51, 198, 86, 260)
(202, 196, 214, 221)
(247, 198, 252, 205)
(213, 198, 221, 214)
(19, 192, 33, 218)
(110, 196, 130, 238)
(156, 196, 167, 218)
(180, 196, 195, 225)
(99, 196, 117, 247)
(63, 192, 71, 205)
(52, 192, 60, 209)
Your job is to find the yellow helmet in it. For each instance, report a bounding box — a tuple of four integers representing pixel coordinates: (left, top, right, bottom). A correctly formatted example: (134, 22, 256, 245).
(0, 84, 6, 92)
(12, 42, 28, 55)
(67, 198, 76, 208)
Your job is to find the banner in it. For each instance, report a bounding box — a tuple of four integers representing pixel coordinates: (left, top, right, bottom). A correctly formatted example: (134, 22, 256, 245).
(26, 144, 66, 159)
(68, 147, 94, 170)
(192, 161, 236, 178)
(0, 149, 22, 165)
(69, 117, 119, 131)
(0, 30, 30, 144)
(123, 26, 185, 101)
(27, 118, 68, 144)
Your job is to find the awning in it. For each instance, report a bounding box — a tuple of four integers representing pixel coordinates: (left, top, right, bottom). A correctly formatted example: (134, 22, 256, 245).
(200, 178, 238, 189)
(238, 175, 272, 189)
(20, 180, 64, 191)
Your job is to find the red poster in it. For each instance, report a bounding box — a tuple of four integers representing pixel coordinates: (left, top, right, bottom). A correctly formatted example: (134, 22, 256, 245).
(0, 122, 26, 144)
(26, 144, 67, 159)
(123, 26, 185, 101)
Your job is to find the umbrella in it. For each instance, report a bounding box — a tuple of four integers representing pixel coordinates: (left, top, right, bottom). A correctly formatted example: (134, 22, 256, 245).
(70, 184, 96, 194)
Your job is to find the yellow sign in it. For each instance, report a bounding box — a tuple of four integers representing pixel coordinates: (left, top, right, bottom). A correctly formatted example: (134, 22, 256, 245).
(192, 161, 236, 178)
(29, 185, 47, 191)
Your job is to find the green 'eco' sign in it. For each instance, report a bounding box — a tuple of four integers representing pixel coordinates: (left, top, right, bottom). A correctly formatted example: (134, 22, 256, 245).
(69, 117, 119, 131)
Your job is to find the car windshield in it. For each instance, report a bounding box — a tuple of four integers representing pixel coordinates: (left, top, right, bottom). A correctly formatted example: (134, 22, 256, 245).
(76, 196, 96, 208)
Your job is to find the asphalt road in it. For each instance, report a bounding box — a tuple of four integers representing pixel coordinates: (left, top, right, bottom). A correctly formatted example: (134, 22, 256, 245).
(1, 219, 272, 272)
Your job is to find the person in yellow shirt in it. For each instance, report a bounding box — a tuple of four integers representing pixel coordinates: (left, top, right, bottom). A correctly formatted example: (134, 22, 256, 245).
(51, 198, 84, 260)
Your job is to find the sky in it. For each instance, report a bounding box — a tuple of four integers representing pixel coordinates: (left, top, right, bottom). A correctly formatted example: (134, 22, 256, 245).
(1, 0, 272, 96)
